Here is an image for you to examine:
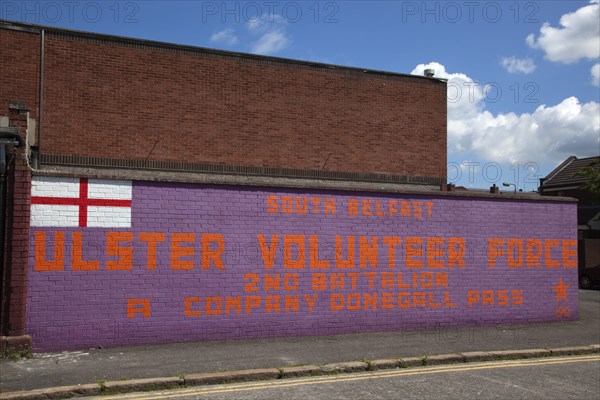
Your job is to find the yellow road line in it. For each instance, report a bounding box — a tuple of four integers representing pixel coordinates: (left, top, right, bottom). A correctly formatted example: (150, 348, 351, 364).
(97, 355, 600, 400)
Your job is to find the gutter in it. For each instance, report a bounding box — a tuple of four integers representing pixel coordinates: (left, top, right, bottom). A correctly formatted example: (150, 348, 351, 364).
(37, 28, 44, 167)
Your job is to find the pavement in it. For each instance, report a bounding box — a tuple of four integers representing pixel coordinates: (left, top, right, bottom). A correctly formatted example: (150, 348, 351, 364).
(1, 289, 599, 399)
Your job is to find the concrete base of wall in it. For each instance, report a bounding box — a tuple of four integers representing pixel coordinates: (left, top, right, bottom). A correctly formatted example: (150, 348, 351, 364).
(0, 335, 32, 358)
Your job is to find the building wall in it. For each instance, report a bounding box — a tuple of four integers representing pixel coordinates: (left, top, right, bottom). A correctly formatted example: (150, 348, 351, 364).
(3, 23, 579, 353)
(0, 28, 40, 122)
(28, 176, 578, 351)
(1, 25, 446, 180)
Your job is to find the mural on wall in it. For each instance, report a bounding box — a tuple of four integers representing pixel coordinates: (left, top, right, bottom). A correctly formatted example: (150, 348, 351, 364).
(28, 176, 578, 351)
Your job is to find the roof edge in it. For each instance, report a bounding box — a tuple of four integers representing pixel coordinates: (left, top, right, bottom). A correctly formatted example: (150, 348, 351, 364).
(0, 19, 447, 84)
(32, 164, 578, 203)
(544, 156, 577, 182)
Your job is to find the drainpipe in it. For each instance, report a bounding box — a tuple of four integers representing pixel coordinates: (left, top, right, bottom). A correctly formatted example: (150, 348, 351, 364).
(36, 29, 45, 168)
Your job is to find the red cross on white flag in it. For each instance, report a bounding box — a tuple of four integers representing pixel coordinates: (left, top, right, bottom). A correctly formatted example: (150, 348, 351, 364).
(30, 177, 132, 228)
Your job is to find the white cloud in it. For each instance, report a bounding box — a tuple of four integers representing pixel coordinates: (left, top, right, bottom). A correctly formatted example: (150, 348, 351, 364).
(592, 63, 600, 86)
(248, 15, 291, 55)
(500, 57, 536, 74)
(412, 62, 485, 122)
(251, 31, 291, 54)
(526, 1, 600, 63)
(209, 28, 239, 46)
(247, 14, 283, 33)
(411, 62, 600, 165)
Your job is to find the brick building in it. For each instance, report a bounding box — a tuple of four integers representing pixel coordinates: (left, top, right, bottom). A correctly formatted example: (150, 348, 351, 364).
(0, 21, 578, 353)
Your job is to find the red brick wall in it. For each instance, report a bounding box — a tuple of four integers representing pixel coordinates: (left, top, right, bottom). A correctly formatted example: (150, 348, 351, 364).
(0, 105, 32, 337)
(0, 28, 40, 121)
(0, 27, 37, 337)
(1, 26, 447, 179)
(3, 169, 31, 336)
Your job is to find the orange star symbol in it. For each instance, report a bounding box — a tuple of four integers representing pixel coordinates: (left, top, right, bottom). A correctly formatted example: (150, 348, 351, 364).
(552, 278, 570, 302)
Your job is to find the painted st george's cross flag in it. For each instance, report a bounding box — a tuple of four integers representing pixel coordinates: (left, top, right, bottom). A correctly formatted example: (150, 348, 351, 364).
(30, 177, 132, 228)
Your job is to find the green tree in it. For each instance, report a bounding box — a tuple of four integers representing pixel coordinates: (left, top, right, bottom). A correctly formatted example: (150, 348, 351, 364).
(572, 161, 600, 195)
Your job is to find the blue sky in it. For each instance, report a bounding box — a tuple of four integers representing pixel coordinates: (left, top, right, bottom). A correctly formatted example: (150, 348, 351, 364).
(2, 1, 599, 191)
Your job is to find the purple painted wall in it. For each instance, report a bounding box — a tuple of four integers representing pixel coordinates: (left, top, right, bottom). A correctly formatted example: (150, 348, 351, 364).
(28, 178, 578, 351)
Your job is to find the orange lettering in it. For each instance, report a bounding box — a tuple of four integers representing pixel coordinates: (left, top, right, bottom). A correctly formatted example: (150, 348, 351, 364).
(389, 200, 399, 216)
(281, 196, 293, 213)
(400, 202, 411, 217)
(359, 236, 378, 268)
(382, 293, 394, 309)
(467, 290, 480, 306)
(398, 292, 410, 308)
(106, 232, 133, 270)
(311, 198, 321, 213)
(347, 199, 359, 216)
(413, 202, 422, 218)
(512, 290, 523, 305)
(526, 239, 542, 268)
(285, 295, 299, 312)
(202, 234, 225, 269)
(487, 238, 505, 268)
(245, 296, 261, 313)
(225, 296, 242, 314)
(244, 273, 259, 292)
(284, 235, 306, 269)
(284, 274, 299, 290)
(34, 231, 65, 271)
(336, 236, 355, 269)
(562, 240, 577, 268)
(128, 298, 150, 318)
(375, 201, 386, 217)
(139, 232, 165, 270)
(444, 292, 456, 307)
(265, 296, 280, 313)
(362, 200, 373, 216)
(265, 274, 280, 291)
(206, 297, 222, 315)
(310, 235, 330, 269)
(435, 272, 448, 288)
(425, 202, 433, 218)
(72, 232, 99, 271)
(171, 233, 195, 270)
(448, 237, 465, 268)
(405, 237, 423, 268)
(324, 198, 335, 215)
(381, 272, 395, 288)
(330, 294, 344, 310)
(364, 293, 377, 309)
(304, 294, 317, 312)
(544, 239, 560, 268)
(428, 292, 441, 308)
(497, 290, 509, 306)
(348, 272, 360, 289)
(184, 297, 202, 316)
(258, 234, 278, 269)
(364, 272, 377, 289)
(482, 290, 494, 305)
(331, 273, 345, 290)
(507, 238, 523, 268)
(421, 271, 433, 288)
(296, 197, 308, 214)
(267, 195, 279, 213)
(413, 292, 426, 307)
(347, 293, 361, 310)
(383, 236, 401, 268)
(312, 273, 327, 290)
(427, 237, 445, 268)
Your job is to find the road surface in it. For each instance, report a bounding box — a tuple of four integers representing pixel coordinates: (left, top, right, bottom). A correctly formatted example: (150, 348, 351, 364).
(87, 354, 600, 400)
